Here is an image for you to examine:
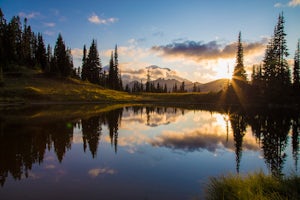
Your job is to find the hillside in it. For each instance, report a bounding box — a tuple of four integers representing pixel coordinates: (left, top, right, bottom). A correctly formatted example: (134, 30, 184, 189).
(0, 69, 143, 104)
(0, 69, 224, 105)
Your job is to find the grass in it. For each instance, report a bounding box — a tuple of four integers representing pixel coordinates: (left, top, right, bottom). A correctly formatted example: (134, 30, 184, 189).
(0, 69, 222, 105)
(205, 172, 300, 200)
(0, 69, 144, 104)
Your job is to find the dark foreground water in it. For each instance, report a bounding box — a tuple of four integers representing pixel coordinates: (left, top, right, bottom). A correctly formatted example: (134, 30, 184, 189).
(0, 105, 299, 199)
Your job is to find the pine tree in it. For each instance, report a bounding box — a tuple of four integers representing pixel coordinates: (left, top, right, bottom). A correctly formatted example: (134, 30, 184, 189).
(45, 44, 52, 73)
(6, 16, 22, 67)
(293, 40, 300, 90)
(262, 13, 290, 102)
(36, 33, 47, 70)
(0, 8, 7, 69)
(81, 45, 87, 80)
(108, 45, 122, 90)
(233, 32, 247, 81)
(21, 18, 32, 66)
(86, 39, 101, 83)
(108, 51, 115, 88)
(53, 33, 72, 77)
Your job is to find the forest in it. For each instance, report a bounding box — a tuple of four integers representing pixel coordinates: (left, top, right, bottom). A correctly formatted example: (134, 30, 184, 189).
(0, 8, 299, 105)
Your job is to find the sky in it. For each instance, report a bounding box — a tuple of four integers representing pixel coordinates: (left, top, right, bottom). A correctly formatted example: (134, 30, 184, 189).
(1, 0, 300, 83)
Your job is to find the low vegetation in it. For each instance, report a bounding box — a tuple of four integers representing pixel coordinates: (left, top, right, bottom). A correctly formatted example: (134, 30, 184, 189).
(0, 68, 222, 105)
(205, 172, 300, 200)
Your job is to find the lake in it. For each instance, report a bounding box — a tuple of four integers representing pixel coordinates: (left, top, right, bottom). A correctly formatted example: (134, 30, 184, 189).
(0, 104, 299, 199)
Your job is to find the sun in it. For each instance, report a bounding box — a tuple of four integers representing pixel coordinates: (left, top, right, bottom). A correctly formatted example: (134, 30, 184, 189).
(215, 59, 235, 80)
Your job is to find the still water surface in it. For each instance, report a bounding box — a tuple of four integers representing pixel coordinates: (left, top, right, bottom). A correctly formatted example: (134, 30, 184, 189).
(0, 105, 299, 199)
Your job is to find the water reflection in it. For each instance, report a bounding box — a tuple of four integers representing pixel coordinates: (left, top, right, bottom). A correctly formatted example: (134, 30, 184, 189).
(0, 105, 299, 192)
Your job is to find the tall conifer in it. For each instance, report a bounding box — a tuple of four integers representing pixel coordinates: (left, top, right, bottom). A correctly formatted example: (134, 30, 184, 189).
(233, 32, 247, 81)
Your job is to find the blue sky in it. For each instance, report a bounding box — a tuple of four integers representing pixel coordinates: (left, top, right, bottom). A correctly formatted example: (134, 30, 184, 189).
(1, 0, 300, 82)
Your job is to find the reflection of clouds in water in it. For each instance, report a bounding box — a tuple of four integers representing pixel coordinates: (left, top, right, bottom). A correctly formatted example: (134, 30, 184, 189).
(88, 168, 117, 178)
(151, 127, 260, 153)
(44, 164, 56, 169)
(121, 108, 185, 128)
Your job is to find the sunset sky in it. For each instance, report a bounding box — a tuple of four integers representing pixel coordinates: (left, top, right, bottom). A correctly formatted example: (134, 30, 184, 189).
(1, 0, 300, 82)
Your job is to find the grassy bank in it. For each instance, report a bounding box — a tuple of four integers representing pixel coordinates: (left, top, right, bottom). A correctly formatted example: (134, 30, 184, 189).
(205, 172, 300, 200)
(0, 69, 221, 105)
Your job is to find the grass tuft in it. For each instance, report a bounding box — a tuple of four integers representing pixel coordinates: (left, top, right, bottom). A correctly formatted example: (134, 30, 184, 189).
(205, 172, 300, 200)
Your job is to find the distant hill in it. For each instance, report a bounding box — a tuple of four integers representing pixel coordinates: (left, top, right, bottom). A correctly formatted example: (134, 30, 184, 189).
(126, 78, 229, 93)
(123, 65, 229, 92)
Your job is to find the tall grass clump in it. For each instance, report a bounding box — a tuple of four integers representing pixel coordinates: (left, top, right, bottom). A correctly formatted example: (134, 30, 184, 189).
(205, 172, 300, 200)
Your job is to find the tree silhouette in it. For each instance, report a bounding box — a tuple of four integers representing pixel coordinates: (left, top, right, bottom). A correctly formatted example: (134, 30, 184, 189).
(230, 112, 247, 173)
(262, 13, 290, 103)
(53, 33, 73, 77)
(233, 32, 247, 81)
(86, 39, 101, 83)
(293, 40, 300, 94)
(82, 116, 102, 158)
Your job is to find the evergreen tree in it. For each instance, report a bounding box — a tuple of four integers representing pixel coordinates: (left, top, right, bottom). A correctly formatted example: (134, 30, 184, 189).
(45, 44, 52, 73)
(53, 33, 72, 77)
(233, 32, 247, 81)
(164, 83, 168, 93)
(86, 39, 101, 83)
(193, 83, 197, 92)
(293, 40, 300, 90)
(262, 13, 290, 102)
(108, 51, 116, 88)
(6, 16, 22, 68)
(21, 18, 32, 66)
(0, 8, 7, 69)
(81, 45, 87, 80)
(107, 45, 122, 90)
(36, 33, 47, 70)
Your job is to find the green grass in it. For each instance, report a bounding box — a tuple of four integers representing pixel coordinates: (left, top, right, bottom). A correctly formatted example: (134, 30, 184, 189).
(205, 172, 300, 200)
(0, 69, 222, 105)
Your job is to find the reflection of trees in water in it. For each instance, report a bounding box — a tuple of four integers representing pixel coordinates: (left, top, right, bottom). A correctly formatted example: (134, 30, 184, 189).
(229, 113, 247, 173)
(104, 108, 123, 153)
(292, 115, 300, 171)
(242, 109, 294, 177)
(0, 108, 123, 186)
(0, 106, 300, 186)
(81, 116, 102, 158)
(0, 119, 73, 186)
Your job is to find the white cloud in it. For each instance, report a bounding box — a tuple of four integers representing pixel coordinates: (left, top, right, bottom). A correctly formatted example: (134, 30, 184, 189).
(44, 30, 55, 36)
(44, 22, 56, 27)
(88, 13, 118, 25)
(275, 0, 300, 7)
(88, 168, 117, 178)
(18, 11, 40, 19)
(288, 0, 300, 6)
(274, 2, 284, 7)
(71, 48, 83, 59)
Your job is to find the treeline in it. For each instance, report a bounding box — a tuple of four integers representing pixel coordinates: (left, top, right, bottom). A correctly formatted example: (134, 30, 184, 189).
(0, 9, 74, 77)
(0, 8, 123, 90)
(226, 13, 300, 105)
(125, 81, 190, 93)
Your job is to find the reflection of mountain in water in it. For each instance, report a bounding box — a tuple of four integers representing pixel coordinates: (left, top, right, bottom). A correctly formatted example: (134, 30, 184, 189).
(0, 106, 299, 186)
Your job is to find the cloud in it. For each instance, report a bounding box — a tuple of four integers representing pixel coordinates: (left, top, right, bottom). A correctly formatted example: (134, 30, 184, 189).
(44, 22, 56, 27)
(71, 48, 83, 59)
(151, 128, 260, 153)
(88, 168, 117, 178)
(44, 30, 55, 36)
(274, 0, 300, 7)
(88, 13, 118, 25)
(288, 0, 300, 6)
(151, 39, 267, 63)
(274, 2, 284, 7)
(18, 11, 40, 19)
